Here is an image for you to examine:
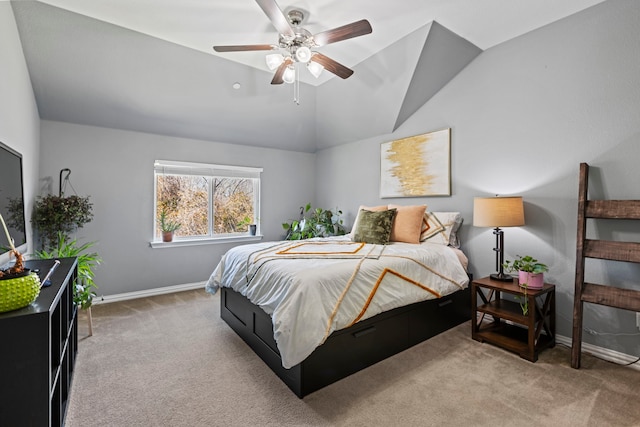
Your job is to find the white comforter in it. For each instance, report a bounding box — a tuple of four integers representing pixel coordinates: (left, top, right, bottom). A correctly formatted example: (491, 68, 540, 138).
(205, 235, 469, 368)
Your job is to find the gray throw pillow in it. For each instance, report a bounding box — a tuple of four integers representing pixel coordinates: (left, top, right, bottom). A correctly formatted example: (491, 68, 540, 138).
(351, 208, 397, 244)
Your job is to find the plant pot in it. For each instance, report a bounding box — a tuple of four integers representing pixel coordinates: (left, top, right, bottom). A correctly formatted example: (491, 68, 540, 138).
(518, 271, 544, 289)
(249, 224, 257, 236)
(0, 271, 41, 313)
(162, 231, 174, 242)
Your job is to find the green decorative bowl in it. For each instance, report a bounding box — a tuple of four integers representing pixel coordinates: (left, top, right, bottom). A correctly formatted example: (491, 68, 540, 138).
(0, 271, 41, 313)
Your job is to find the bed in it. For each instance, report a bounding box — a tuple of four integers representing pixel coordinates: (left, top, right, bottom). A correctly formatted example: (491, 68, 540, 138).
(205, 210, 471, 397)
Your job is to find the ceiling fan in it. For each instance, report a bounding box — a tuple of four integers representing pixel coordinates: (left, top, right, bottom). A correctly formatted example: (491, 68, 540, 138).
(213, 0, 373, 85)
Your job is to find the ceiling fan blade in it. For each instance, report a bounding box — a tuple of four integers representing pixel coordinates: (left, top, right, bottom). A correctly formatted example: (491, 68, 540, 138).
(213, 44, 274, 52)
(313, 19, 372, 47)
(310, 53, 354, 79)
(271, 58, 293, 85)
(255, 0, 295, 38)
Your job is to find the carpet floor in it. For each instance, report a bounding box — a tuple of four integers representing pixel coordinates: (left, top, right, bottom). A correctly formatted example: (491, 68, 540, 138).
(66, 289, 640, 426)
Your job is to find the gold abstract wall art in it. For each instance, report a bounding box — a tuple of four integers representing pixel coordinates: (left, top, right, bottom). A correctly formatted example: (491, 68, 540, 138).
(380, 128, 451, 198)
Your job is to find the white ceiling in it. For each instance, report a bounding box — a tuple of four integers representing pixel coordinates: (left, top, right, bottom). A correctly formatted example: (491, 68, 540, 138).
(38, 0, 605, 86)
(12, 0, 606, 152)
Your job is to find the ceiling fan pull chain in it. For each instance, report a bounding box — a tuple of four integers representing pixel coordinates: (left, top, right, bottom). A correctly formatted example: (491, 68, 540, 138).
(293, 67, 300, 105)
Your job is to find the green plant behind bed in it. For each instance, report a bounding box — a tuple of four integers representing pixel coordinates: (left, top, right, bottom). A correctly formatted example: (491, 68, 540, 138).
(282, 203, 346, 240)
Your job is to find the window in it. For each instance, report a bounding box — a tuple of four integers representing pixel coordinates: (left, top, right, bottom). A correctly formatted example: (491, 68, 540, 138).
(153, 160, 261, 243)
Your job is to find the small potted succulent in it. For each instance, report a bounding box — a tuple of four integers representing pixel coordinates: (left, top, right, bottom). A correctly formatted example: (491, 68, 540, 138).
(159, 208, 181, 242)
(238, 216, 257, 235)
(503, 255, 549, 290)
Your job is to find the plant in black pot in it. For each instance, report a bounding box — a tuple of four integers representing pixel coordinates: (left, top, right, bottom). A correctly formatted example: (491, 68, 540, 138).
(238, 216, 257, 235)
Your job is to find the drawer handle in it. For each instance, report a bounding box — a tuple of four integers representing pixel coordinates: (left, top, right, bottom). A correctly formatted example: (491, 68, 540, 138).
(438, 299, 453, 308)
(353, 326, 376, 338)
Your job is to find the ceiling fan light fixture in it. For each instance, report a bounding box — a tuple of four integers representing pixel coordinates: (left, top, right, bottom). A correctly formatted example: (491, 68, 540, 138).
(213, 1, 373, 101)
(295, 46, 312, 63)
(283, 65, 296, 84)
(265, 53, 285, 70)
(307, 60, 323, 78)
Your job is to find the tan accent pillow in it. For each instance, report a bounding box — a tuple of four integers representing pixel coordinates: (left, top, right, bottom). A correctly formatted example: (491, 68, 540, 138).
(351, 205, 388, 234)
(388, 204, 427, 244)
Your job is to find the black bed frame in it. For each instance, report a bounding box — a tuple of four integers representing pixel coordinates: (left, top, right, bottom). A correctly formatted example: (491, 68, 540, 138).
(220, 282, 471, 398)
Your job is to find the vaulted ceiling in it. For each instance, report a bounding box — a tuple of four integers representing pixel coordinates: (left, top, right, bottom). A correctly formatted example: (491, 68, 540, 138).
(11, 0, 605, 152)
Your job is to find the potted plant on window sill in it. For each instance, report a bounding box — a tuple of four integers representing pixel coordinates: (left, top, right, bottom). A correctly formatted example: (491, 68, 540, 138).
(159, 208, 181, 242)
(238, 216, 257, 236)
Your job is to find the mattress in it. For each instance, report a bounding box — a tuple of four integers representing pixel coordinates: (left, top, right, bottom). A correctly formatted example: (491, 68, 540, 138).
(206, 235, 469, 368)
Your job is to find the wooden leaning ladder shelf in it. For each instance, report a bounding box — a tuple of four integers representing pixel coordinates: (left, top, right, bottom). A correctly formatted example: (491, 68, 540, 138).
(571, 162, 640, 368)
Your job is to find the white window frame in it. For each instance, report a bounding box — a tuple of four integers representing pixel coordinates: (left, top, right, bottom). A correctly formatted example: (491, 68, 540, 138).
(150, 160, 262, 248)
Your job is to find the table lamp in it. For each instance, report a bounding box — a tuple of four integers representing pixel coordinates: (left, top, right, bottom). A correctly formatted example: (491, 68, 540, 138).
(473, 196, 525, 281)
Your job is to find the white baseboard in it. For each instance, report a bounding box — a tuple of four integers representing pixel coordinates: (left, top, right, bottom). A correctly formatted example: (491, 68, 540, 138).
(555, 334, 640, 371)
(92, 281, 206, 305)
(475, 314, 639, 371)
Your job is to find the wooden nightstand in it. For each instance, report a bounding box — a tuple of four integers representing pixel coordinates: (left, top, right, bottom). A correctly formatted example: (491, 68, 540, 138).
(471, 276, 555, 362)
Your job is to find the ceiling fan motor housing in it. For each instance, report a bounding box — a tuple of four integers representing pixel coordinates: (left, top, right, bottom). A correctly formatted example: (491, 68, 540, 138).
(278, 26, 314, 62)
(287, 9, 304, 26)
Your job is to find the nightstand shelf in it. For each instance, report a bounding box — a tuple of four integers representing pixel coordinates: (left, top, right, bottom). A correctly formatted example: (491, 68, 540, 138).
(472, 276, 555, 362)
(477, 299, 525, 323)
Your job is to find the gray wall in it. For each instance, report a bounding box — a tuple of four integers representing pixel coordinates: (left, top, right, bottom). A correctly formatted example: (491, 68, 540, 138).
(7, 0, 640, 358)
(39, 121, 316, 295)
(0, 3, 40, 264)
(316, 0, 640, 356)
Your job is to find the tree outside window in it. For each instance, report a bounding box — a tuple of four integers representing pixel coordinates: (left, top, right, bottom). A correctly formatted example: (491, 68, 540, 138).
(154, 161, 261, 241)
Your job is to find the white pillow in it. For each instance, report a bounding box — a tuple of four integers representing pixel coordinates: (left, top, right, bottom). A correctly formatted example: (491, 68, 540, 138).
(420, 212, 463, 247)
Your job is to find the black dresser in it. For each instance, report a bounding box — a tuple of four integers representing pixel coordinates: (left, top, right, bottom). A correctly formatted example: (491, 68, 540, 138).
(0, 257, 78, 426)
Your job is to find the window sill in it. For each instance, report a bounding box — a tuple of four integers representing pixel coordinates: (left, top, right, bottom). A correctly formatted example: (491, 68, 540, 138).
(149, 234, 263, 249)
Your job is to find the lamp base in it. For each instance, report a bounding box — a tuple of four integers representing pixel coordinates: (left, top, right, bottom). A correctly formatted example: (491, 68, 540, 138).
(490, 272, 514, 282)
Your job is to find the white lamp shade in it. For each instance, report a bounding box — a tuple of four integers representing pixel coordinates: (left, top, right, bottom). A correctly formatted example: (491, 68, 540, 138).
(283, 65, 296, 84)
(265, 53, 285, 70)
(295, 46, 312, 63)
(307, 60, 324, 78)
(473, 196, 525, 227)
